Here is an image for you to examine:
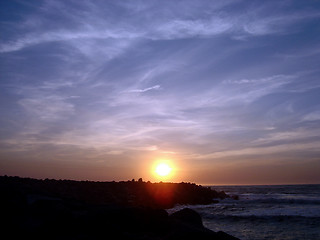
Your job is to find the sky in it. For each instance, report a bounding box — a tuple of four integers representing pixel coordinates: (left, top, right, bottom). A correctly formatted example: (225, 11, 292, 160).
(1, 0, 320, 185)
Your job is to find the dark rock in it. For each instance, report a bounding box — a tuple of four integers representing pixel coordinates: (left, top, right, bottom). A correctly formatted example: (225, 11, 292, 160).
(217, 190, 228, 199)
(216, 231, 242, 240)
(0, 176, 232, 208)
(170, 208, 203, 228)
(167, 208, 240, 240)
(0, 176, 241, 240)
(232, 195, 239, 200)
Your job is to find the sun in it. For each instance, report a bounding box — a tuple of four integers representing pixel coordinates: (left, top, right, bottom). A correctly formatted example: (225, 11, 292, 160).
(155, 163, 172, 177)
(151, 159, 176, 181)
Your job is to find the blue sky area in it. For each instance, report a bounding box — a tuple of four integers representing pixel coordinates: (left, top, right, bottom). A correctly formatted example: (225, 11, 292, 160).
(1, 0, 320, 184)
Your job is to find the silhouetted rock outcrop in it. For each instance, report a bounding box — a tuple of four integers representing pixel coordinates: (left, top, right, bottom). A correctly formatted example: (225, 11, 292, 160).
(0, 176, 231, 208)
(0, 176, 240, 240)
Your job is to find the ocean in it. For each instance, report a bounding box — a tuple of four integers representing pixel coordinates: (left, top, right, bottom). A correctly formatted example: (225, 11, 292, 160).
(168, 184, 320, 240)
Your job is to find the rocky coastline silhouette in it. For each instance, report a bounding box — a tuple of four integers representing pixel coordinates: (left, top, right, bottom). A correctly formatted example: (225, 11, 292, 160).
(1, 176, 240, 240)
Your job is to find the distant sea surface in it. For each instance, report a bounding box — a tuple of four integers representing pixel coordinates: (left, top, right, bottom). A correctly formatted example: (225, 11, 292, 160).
(168, 184, 320, 240)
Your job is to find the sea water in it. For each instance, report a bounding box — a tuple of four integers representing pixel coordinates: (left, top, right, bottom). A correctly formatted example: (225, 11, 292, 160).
(168, 184, 320, 240)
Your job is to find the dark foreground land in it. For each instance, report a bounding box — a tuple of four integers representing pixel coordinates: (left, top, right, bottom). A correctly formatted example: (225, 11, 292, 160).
(1, 176, 240, 240)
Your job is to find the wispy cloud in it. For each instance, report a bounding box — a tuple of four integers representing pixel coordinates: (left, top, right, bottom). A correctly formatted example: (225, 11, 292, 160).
(253, 129, 320, 145)
(302, 111, 320, 122)
(192, 74, 296, 108)
(18, 95, 75, 121)
(127, 85, 161, 93)
(224, 75, 296, 85)
(194, 141, 320, 160)
(2, 1, 319, 53)
(152, 17, 232, 40)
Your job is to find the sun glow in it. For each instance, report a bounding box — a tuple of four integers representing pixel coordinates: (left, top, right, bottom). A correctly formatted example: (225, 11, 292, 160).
(155, 163, 172, 177)
(151, 159, 177, 181)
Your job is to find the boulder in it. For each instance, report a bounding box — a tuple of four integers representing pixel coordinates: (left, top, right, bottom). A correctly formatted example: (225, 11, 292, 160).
(167, 208, 240, 240)
(169, 208, 203, 228)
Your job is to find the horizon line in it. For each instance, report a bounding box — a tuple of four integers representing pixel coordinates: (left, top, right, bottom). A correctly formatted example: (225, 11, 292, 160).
(1, 175, 319, 186)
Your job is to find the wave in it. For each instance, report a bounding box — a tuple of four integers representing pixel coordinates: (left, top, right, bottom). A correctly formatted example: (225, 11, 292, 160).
(184, 198, 320, 218)
(211, 184, 320, 198)
(203, 214, 320, 222)
(235, 197, 320, 205)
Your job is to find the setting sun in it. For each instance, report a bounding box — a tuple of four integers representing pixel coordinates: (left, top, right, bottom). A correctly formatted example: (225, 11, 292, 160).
(155, 163, 172, 177)
(150, 159, 178, 182)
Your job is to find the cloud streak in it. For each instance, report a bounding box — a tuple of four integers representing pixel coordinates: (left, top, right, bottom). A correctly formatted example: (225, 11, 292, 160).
(18, 96, 75, 121)
(127, 85, 161, 93)
(1, 1, 319, 53)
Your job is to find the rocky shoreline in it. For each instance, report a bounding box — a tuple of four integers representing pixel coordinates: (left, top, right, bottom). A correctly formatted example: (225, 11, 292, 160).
(1, 176, 240, 239)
